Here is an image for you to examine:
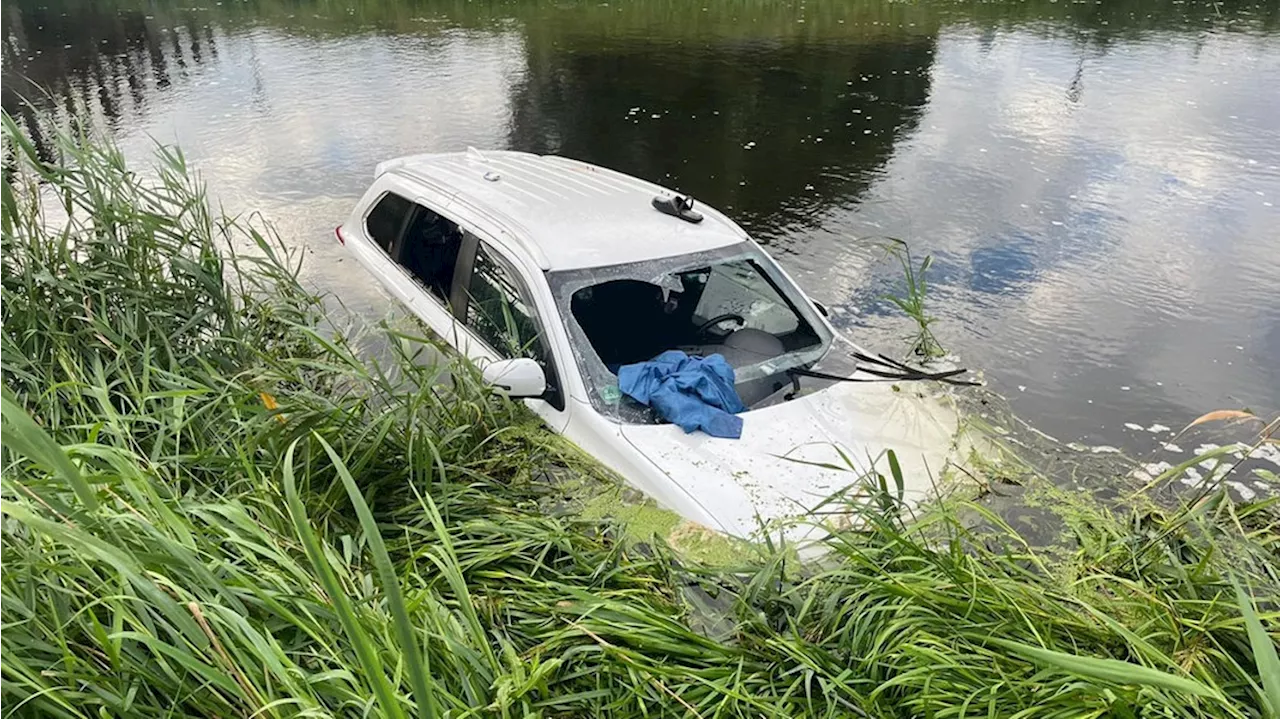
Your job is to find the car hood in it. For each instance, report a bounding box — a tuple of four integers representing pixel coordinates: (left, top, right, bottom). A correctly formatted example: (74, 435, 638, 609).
(618, 381, 967, 540)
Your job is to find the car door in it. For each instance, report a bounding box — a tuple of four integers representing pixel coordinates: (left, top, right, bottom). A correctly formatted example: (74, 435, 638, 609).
(450, 239, 571, 432)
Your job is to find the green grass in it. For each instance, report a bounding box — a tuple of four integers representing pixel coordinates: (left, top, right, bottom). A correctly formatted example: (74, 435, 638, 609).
(3, 116, 1279, 718)
(881, 238, 946, 361)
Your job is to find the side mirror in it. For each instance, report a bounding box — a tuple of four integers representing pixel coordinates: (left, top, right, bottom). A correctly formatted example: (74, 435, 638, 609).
(811, 299, 830, 317)
(482, 357, 546, 399)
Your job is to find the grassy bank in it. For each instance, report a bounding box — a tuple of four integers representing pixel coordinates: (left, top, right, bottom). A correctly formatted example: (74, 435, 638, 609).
(2, 120, 1278, 718)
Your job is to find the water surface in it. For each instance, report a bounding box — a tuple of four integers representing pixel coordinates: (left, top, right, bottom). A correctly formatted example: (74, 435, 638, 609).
(5, 0, 1278, 463)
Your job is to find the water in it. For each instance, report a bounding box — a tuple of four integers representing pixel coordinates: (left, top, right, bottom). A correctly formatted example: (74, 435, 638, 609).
(5, 0, 1279, 462)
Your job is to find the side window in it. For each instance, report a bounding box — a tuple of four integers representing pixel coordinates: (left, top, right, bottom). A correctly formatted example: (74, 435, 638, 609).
(396, 205, 463, 304)
(364, 192, 413, 254)
(464, 244, 563, 409)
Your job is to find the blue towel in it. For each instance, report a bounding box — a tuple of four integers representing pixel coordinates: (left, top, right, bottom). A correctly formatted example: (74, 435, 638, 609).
(618, 350, 747, 439)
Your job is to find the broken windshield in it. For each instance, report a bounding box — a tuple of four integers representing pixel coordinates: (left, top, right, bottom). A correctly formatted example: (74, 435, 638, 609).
(546, 242, 833, 423)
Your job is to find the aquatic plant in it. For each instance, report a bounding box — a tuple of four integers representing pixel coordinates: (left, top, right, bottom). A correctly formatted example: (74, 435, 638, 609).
(3, 117, 1277, 718)
(881, 238, 946, 360)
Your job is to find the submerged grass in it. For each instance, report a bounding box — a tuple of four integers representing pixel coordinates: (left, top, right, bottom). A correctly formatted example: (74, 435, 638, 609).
(2, 117, 1279, 718)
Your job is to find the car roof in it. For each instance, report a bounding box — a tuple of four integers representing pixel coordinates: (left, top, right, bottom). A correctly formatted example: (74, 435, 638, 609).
(375, 150, 748, 271)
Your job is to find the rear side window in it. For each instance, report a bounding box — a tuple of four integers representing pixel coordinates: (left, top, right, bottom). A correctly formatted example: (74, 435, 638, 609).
(364, 192, 412, 253)
(397, 205, 463, 304)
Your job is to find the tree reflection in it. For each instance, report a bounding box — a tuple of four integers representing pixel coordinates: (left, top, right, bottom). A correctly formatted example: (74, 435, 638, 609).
(507, 37, 935, 242)
(4, 0, 1273, 197)
(0, 1, 219, 159)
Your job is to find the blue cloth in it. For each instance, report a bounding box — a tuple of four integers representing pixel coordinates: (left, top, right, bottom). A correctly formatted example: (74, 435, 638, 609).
(618, 350, 747, 438)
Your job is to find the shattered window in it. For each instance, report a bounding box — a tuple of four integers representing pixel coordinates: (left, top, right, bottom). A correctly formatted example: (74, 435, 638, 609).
(547, 242, 832, 423)
(689, 259, 801, 335)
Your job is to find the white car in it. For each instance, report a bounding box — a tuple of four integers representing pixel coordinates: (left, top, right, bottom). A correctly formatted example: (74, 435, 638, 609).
(337, 149, 968, 539)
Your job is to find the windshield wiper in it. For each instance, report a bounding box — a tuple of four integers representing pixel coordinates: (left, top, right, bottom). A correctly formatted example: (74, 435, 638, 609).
(784, 350, 980, 399)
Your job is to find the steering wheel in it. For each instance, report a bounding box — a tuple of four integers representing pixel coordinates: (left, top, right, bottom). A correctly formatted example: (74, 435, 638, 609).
(696, 313, 746, 336)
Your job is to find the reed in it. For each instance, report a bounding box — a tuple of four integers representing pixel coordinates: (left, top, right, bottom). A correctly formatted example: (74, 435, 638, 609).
(881, 238, 946, 361)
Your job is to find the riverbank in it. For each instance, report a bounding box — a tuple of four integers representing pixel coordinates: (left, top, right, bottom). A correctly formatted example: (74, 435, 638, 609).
(2, 121, 1278, 718)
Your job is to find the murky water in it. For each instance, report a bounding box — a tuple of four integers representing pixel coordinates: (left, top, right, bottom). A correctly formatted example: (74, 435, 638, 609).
(5, 0, 1278, 463)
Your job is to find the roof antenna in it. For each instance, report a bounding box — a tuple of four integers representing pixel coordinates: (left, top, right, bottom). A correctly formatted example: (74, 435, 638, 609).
(466, 147, 488, 163)
(652, 194, 703, 224)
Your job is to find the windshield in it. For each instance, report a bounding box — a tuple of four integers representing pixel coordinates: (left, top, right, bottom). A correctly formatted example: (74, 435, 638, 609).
(547, 242, 833, 423)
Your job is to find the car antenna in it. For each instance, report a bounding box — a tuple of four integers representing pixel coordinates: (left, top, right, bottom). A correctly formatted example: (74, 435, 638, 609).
(652, 193, 703, 224)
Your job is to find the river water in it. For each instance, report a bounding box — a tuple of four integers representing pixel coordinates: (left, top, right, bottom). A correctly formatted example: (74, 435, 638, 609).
(4, 0, 1278, 467)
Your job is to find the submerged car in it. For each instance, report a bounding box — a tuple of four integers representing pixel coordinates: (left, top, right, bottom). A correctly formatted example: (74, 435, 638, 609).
(338, 149, 970, 539)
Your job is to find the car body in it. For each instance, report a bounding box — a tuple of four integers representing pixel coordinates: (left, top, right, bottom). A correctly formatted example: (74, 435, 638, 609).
(337, 149, 966, 539)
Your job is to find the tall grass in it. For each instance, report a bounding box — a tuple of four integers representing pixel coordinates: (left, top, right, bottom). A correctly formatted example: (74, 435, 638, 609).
(881, 238, 945, 361)
(3, 117, 1278, 718)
